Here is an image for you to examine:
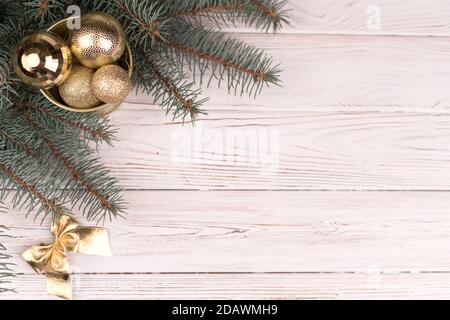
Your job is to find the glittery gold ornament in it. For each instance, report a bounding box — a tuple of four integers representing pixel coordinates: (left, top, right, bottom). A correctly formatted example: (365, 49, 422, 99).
(70, 12, 126, 69)
(59, 64, 101, 109)
(92, 64, 131, 103)
(13, 31, 72, 89)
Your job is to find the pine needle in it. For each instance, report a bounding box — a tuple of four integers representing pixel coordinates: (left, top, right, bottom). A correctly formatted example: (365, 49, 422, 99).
(0, 203, 15, 295)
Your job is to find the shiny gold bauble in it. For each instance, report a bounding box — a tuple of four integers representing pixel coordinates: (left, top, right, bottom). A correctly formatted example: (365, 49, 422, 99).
(58, 65, 101, 109)
(69, 12, 126, 69)
(13, 31, 72, 89)
(92, 64, 131, 103)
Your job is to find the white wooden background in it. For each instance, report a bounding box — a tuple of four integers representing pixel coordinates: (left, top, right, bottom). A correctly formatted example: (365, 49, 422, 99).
(3, 0, 450, 299)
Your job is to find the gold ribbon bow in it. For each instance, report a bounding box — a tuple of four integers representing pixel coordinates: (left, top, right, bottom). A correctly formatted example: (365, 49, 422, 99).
(22, 215, 112, 300)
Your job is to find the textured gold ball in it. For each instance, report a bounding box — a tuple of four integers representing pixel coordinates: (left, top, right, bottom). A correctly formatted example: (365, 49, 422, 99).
(92, 64, 131, 103)
(13, 31, 72, 89)
(59, 64, 101, 109)
(70, 12, 126, 69)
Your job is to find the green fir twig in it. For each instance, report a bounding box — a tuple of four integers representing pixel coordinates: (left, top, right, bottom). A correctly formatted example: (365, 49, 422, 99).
(0, 203, 15, 295)
(0, 0, 288, 224)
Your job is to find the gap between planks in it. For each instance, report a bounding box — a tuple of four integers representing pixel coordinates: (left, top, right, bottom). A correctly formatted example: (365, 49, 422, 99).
(125, 34, 450, 112)
(5, 191, 450, 273)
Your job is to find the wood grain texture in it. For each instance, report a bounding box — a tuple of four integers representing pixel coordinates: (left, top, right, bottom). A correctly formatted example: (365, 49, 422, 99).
(222, 0, 450, 36)
(100, 105, 450, 190)
(127, 34, 450, 112)
(3, 273, 450, 300)
(4, 191, 450, 275)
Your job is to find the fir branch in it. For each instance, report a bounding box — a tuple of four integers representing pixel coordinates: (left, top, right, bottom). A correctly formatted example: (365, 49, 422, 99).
(0, 210, 15, 295)
(0, 12, 31, 49)
(0, 109, 39, 158)
(24, 0, 69, 25)
(25, 98, 116, 145)
(165, 38, 266, 80)
(112, 0, 208, 120)
(165, 2, 245, 20)
(0, 128, 37, 158)
(112, 0, 284, 108)
(21, 110, 124, 222)
(159, 23, 281, 96)
(246, 0, 289, 32)
(249, 0, 277, 18)
(0, 154, 65, 220)
(0, 19, 28, 108)
(112, 0, 170, 47)
(146, 57, 197, 120)
(136, 49, 207, 121)
(163, 0, 289, 32)
(30, 105, 113, 143)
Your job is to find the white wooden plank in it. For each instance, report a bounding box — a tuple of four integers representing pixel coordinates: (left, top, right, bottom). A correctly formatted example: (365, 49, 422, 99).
(5, 1, 450, 301)
(3, 273, 450, 300)
(222, 0, 450, 36)
(126, 34, 450, 112)
(99, 105, 450, 190)
(3, 191, 450, 274)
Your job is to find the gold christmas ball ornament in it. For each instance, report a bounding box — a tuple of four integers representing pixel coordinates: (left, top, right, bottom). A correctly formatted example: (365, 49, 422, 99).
(58, 64, 101, 109)
(70, 12, 126, 69)
(13, 31, 72, 89)
(92, 64, 131, 103)
(40, 16, 133, 113)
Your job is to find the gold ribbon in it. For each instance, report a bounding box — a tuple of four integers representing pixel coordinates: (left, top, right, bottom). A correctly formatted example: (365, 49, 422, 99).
(22, 215, 112, 300)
